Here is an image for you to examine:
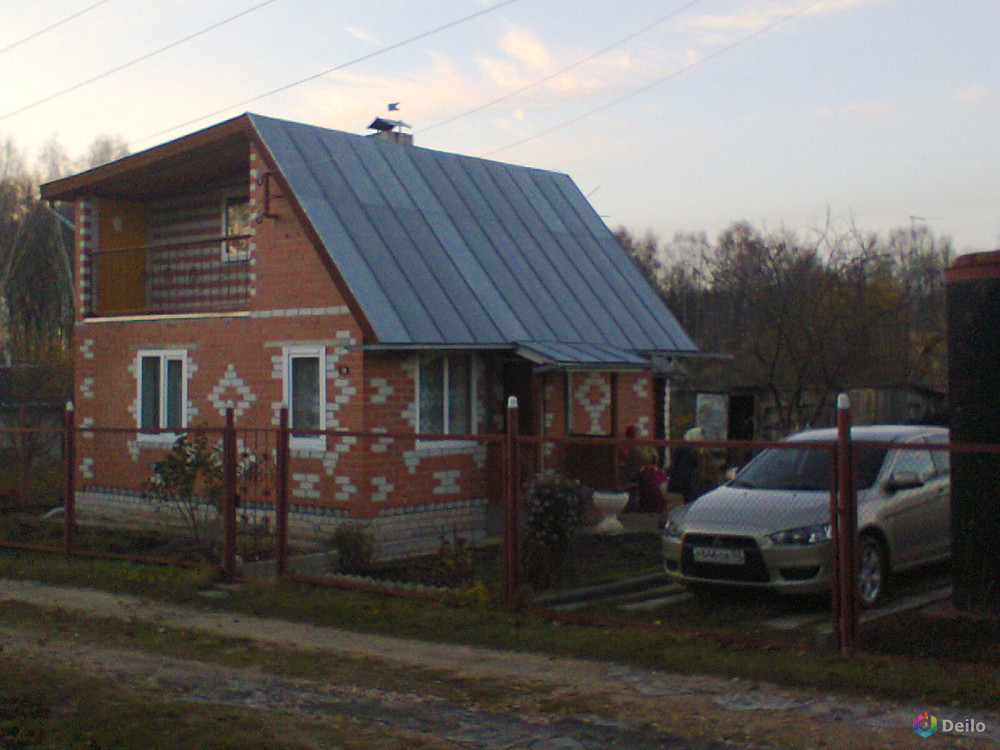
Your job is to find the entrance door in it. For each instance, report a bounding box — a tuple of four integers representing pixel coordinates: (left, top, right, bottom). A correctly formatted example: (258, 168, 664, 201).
(501, 358, 537, 435)
(96, 200, 146, 314)
(728, 394, 755, 440)
(484, 357, 539, 511)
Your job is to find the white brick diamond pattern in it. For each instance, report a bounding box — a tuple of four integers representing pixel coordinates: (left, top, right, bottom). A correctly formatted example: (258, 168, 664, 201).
(433, 469, 461, 496)
(209, 364, 257, 419)
(633, 376, 650, 400)
(574, 372, 611, 435)
(371, 476, 394, 503)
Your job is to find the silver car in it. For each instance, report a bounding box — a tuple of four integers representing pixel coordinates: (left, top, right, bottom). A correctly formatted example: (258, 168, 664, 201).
(662, 425, 950, 607)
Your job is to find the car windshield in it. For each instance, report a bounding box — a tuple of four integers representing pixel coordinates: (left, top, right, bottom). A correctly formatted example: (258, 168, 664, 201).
(730, 444, 887, 491)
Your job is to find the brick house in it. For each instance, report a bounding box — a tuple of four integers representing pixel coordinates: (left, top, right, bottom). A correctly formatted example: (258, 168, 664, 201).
(41, 113, 697, 555)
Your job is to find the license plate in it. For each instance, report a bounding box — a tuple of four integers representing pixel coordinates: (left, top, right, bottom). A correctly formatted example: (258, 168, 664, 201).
(692, 547, 745, 565)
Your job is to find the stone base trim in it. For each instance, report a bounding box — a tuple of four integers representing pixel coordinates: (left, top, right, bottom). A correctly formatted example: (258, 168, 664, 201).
(74, 489, 492, 560)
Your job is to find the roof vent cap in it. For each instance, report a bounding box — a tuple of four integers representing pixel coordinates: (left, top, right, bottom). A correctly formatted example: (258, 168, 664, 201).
(368, 105, 413, 145)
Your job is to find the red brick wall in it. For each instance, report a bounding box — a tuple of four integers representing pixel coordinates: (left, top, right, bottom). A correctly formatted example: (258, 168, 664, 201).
(72, 145, 659, 531)
(616, 372, 655, 438)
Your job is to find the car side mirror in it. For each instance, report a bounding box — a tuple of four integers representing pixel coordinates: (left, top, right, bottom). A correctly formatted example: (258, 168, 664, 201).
(885, 471, 924, 494)
(725, 466, 740, 481)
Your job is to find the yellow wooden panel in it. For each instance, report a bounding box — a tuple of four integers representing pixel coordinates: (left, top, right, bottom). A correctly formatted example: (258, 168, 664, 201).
(96, 200, 146, 313)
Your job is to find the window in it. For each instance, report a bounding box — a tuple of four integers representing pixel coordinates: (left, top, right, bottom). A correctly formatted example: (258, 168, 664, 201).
(418, 353, 475, 439)
(138, 350, 186, 437)
(284, 346, 326, 448)
(891, 444, 935, 483)
(221, 195, 251, 261)
(925, 433, 951, 476)
(734, 445, 887, 492)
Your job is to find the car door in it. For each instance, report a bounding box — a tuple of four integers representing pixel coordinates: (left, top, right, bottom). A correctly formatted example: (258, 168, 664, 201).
(877, 439, 940, 569)
(922, 433, 952, 561)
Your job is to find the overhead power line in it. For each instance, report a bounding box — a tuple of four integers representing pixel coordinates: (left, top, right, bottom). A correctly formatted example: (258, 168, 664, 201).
(134, 0, 523, 148)
(482, 0, 826, 158)
(0, 0, 281, 124)
(420, 0, 706, 136)
(0, 0, 113, 57)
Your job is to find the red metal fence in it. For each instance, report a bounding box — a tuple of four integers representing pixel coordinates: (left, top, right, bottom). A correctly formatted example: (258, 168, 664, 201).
(0, 397, 977, 657)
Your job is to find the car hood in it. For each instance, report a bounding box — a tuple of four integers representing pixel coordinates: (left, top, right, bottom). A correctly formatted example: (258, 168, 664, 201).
(674, 485, 832, 535)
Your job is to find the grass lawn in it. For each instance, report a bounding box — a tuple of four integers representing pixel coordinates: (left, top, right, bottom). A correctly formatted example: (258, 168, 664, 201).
(0, 547, 997, 715)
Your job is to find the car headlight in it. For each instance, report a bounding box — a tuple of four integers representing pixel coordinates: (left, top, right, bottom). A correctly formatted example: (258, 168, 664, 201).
(765, 523, 831, 546)
(662, 517, 683, 541)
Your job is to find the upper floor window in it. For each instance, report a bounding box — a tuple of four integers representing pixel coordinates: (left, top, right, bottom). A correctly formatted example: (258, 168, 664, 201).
(418, 353, 475, 438)
(222, 195, 251, 261)
(138, 350, 186, 439)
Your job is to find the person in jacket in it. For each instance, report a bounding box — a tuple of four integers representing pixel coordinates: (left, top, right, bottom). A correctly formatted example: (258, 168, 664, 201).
(670, 426, 704, 503)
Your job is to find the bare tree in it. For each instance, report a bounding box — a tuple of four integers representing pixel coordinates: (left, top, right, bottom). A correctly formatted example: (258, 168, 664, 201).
(84, 134, 129, 169)
(617, 221, 951, 435)
(0, 133, 131, 363)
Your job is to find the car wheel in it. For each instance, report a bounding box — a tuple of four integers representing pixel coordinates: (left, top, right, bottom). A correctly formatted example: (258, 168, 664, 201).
(858, 535, 887, 608)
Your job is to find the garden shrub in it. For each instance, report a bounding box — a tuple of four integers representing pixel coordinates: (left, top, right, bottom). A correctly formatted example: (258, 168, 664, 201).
(145, 431, 258, 549)
(434, 534, 473, 588)
(521, 471, 588, 590)
(330, 522, 376, 575)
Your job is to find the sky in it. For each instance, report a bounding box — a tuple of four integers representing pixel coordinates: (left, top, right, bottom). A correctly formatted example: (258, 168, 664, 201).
(1, 0, 997, 254)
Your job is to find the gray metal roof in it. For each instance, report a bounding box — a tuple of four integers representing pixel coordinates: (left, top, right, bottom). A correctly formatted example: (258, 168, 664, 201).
(515, 341, 649, 369)
(249, 114, 697, 362)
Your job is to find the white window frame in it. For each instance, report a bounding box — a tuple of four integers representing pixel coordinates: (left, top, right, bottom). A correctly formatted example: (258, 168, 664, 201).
(220, 193, 251, 262)
(136, 349, 187, 443)
(415, 352, 478, 449)
(283, 345, 327, 451)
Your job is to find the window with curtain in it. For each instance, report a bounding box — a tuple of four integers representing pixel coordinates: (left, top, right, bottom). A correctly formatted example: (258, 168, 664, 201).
(418, 353, 474, 438)
(221, 195, 251, 261)
(285, 346, 326, 448)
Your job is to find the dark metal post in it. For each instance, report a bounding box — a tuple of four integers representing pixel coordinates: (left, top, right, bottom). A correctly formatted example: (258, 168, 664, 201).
(945, 252, 1000, 615)
(222, 407, 238, 583)
(275, 407, 290, 580)
(63, 401, 76, 556)
(503, 396, 520, 609)
(18, 404, 28, 502)
(836, 394, 858, 656)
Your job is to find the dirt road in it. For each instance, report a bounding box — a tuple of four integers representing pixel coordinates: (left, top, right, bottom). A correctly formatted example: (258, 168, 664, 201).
(0, 579, 995, 749)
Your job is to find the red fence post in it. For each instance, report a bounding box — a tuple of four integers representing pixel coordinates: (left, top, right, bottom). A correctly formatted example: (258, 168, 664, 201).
(503, 396, 521, 610)
(275, 407, 290, 580)
(836, 393, 858, 656)
(828, 442, 841, 652)
(63, 401, 76, 556)
(222, 407, 238, 583)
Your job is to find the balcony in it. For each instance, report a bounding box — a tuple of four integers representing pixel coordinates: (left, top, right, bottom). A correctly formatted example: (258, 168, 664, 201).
(89, 234, 252, 317)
